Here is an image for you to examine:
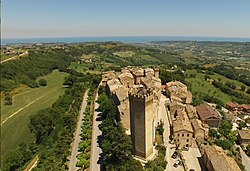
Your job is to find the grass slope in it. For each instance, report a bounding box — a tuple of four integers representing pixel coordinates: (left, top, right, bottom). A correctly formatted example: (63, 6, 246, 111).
(185, 70, 232, 104)
(1, 70, 69, 160)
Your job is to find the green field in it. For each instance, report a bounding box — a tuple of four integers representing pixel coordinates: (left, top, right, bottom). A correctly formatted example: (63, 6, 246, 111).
(152, 53, 183, 64)
(185, 70, 232, 104)
(1, 70, 69, 160)
(113, 51, 136, 57)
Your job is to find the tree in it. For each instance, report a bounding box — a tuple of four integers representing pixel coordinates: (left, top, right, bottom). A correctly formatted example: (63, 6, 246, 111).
(39, 78, 47, 86)
(247, 145, 250, 157)
(215, 139, 233, 150)
(218, 120, 232, 136)
(226, 131, 237, 144)
(4, 94, 12, 105)
(241, 85, 246, 91)
(238, 121, 247, 130)
(247, 88, 250, 94)
(208, 129, 219, 138)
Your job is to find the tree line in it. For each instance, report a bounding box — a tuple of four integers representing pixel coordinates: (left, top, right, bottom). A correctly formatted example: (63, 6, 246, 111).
(2, 70, 101, 171)
(96, 92, 143, 171)
(0, 48, 81, 93)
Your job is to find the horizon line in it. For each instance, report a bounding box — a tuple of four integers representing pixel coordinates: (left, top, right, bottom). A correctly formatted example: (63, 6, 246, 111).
(3, 35, 250, 40)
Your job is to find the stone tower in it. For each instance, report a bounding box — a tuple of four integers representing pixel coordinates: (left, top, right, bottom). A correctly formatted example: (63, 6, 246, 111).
(129, 86, 154, 159)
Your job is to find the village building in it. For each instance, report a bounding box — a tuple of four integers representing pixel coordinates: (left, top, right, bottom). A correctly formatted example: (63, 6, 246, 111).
(224, 111, 237, 123)
(185, 104, 197, 120)
(203, 145, 241, 171)
(238, 129, 250, 149)
(173, 110, 193, 148)
(118, 72, 134, 88)
(196, 103, 221, 127)
(101, 70, 117, 86)
(226, 102, 250, 113)
(165, 81, 192, 104)
(239, 104, 250, 113)
(226, 102, 240, 111)
(168, 101, 184, 121)
(191, 119, 208, 143)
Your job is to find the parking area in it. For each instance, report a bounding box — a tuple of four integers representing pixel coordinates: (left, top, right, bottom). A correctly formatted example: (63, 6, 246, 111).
(182, 147, 202, 171)
(165, 143, 184, 171)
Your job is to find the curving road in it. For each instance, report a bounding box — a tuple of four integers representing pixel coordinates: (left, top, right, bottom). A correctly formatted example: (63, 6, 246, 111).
(68, 90, 88, 171)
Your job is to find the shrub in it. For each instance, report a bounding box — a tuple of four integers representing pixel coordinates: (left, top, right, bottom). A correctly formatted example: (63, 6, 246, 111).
(4, 94, 13, 105)
(38, 79, 47, 86)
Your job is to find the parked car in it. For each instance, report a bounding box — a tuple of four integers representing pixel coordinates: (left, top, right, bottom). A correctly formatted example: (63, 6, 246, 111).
(171, 151, 178, 159)
(182, 146, 189, 151)
(169, 140, 174, 144)
(173, 160, 182, 167)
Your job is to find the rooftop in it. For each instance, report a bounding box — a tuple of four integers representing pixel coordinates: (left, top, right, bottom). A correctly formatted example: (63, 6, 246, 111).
(107, 79, 122, 92)
(191, 118, 208, 132)
(196, 103, 220, 121)
(204, 145, 240, 171)
(173, 110, 193, 133)
(238, 129, 250, 140)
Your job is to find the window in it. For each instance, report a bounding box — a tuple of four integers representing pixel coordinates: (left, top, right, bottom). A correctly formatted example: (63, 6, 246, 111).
(187, 134, 189, 137)
(177, 134, 180, 137)
(187, 139, 189, 142)
(177, 139, 179, 142)
(182, 134, 184, 137)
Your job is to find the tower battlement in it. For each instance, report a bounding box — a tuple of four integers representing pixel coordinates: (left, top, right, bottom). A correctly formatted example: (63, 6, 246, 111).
(128, 86, 153, 99)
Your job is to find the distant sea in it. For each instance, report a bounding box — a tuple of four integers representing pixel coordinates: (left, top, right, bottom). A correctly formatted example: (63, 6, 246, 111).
(2, 36, 250, 45)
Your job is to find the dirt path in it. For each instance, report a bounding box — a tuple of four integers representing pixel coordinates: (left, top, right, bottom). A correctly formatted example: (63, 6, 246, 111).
(68, 90, 88, 171)
(23, 155, 39, 171)
(0, 51, 28, 63)
(1, 95, 45, 125)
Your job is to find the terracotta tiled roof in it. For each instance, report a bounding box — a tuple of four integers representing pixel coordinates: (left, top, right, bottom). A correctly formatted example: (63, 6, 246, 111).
(204, 145, 241, 171)
(185, 105, 197, 119)
(191, 119, 208, 132)
(226, 102, 240, 108)
(240, 104, 250, 110)
(173, 110, 193, 133)
(196, 104, 220, 121)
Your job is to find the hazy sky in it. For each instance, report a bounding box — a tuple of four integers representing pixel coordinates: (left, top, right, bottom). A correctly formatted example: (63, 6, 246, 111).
(2, 0, 250, 38)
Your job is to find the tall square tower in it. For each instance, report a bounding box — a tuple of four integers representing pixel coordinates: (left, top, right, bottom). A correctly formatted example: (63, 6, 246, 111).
(129, 87, 154, 159)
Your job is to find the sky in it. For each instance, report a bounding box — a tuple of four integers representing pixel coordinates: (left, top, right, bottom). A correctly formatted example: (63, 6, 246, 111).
(2, 0, 250, 38)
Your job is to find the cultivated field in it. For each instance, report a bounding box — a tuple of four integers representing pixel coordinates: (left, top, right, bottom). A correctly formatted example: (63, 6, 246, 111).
(1, 70, 69, 160)
(113, 51, 136, 57)
(185, 70, 232, 103)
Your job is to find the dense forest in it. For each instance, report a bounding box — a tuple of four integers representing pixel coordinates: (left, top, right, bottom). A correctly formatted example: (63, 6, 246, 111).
(0, 49, 81, 92)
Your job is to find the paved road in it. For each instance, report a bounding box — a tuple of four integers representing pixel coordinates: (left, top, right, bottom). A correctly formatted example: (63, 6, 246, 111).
(182, 147, 202, 171)
(238, 146, 250, 171)
(68, 90, 88, 171)
(158, 94, 184, 171)
(90, 93, 103, 171)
